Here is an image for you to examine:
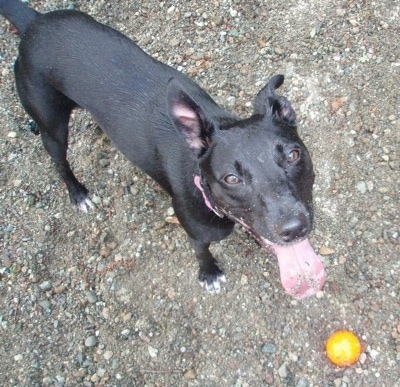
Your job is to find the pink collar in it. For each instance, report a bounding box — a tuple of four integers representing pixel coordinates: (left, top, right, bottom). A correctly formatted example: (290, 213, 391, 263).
(194, 175, 223, 217)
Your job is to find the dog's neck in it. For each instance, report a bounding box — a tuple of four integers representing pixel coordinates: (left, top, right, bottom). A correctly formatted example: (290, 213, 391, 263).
(194, 174, 224, 218)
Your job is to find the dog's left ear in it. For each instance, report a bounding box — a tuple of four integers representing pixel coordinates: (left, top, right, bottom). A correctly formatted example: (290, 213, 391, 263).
(167, 79, 213, 156)
(254, 74, 296, 128)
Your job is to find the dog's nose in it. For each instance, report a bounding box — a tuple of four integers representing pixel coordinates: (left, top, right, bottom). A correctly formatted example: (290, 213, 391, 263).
(277, 216, 308, 243)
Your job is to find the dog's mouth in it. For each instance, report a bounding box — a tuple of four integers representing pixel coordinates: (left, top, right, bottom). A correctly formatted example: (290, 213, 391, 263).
(221, 210, 326, 300)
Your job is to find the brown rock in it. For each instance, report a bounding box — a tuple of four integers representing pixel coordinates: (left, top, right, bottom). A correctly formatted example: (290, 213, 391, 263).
(184, 369, 196, 380)
(319, 246, 335, 255)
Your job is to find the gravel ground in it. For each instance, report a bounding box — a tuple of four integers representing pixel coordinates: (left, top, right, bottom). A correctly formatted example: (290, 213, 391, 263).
(1, 0, 399, 385)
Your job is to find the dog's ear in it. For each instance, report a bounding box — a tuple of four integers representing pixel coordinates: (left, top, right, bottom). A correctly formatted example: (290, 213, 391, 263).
(254, 74, 296, 128)
(167, 79, 213, 156)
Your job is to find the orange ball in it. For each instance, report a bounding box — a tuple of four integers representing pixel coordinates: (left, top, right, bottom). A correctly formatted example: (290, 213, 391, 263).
(326, 330, 361, 367)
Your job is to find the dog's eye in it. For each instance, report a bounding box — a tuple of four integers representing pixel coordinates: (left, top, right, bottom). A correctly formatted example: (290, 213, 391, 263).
(224, 174, 241, 185)
(288, 149, 300, 163)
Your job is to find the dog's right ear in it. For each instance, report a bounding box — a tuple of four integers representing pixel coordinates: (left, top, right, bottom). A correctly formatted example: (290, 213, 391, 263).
(167, 79, 213, 157)
(253, 75, 297, 128)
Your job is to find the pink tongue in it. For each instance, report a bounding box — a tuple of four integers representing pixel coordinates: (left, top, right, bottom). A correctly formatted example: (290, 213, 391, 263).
(272, 239, 326, 300)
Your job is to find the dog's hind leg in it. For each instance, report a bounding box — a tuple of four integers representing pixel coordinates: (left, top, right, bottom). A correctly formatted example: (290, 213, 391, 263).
(14, 59, 92, 211)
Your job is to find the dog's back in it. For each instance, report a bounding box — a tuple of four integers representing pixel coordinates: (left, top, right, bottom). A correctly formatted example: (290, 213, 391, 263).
(11, 7, 233, 189)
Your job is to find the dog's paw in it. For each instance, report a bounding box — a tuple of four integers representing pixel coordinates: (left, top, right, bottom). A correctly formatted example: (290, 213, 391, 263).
(69, 185, 95, 212)
(199, 273, 227, 294)
(77, 197, 95, 213)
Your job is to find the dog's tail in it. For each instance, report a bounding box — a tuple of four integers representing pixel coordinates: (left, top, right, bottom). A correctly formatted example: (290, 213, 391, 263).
(0, 0, 39, 35)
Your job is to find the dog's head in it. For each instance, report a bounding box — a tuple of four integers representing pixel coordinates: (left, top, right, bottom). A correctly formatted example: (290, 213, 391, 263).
(167, 75, 314, 247)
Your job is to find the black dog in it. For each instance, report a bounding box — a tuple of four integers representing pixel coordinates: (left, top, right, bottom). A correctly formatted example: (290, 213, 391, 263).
(1, 0, 325, 298)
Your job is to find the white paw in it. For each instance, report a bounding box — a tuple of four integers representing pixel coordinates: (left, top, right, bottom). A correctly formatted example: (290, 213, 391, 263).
(78, 198, 95, 213)
(199, 274, 226, 294)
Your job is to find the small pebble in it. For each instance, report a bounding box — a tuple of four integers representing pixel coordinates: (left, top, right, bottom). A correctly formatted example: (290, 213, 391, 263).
(121, 329, 131, 337)
(85, 335, 98, 347)
(336, 8, 346, 16)
(14, 354, 23, 362)
(278, 363, 288, 378)
(39, 300, 51, 310)
(148, 346, 158, 358)
(359, 352, 367, 364)
(227, 96, 237, 107)
(356, 181, 367, 194)
(39, 281, 52, 291)
(213, 16, 224, 26)
(54, 285, 67, 294)
(112, 359, 119, 369)
(104, 350, 113, 360)
(97, 368, 106, 377)
(319, 246, 335, 255)
(296, 378, 309, 387)
(229, 8, 238, 17)
(369, 349, 379, 359)
(184, 369, 196, 380)
(264, 370, 274, 384)
(74, 368, 87, 378)
(92, 195, 102, 205)
(86, 291, 98, 304)
(170, 37, 180, 47)
(366, 181, 374, 192)
(99, 158, 110, 168)
(240, 274, 248, 285)
(261, 342, 277, 354)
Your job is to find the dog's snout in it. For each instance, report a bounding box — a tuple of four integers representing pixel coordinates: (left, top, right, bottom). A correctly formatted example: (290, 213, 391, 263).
(276, 215, 308, 243)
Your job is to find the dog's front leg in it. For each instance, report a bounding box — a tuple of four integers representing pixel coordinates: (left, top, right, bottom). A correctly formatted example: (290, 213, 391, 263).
(189, 237, 226, 294)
